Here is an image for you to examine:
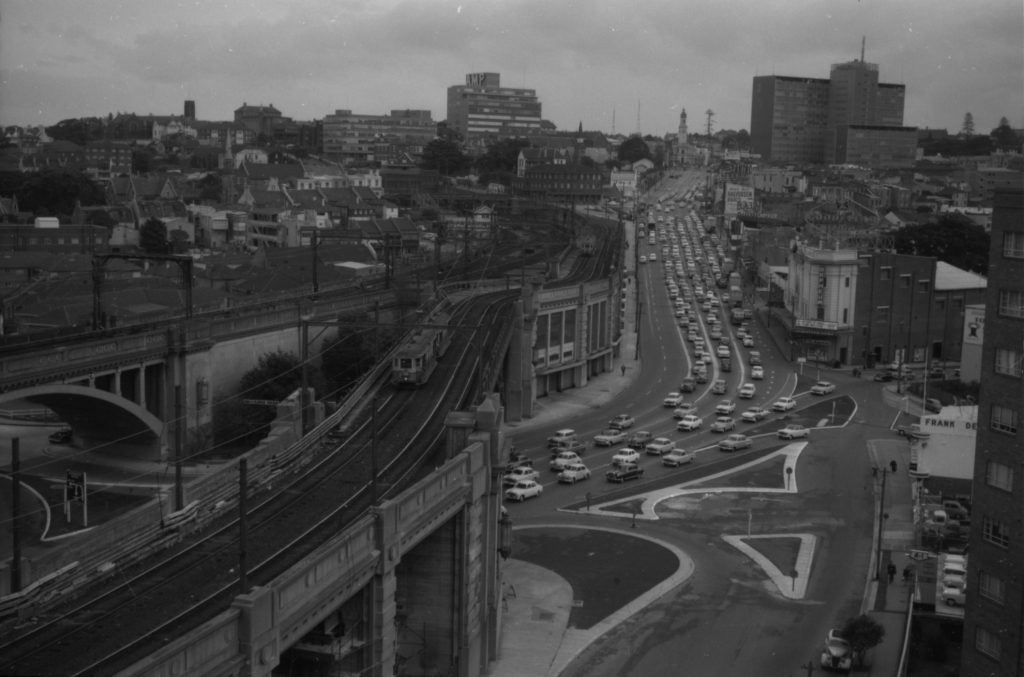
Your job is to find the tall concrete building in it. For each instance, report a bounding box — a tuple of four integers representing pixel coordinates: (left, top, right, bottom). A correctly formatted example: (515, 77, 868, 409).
(960, 186, 1024, 677)
(446, 73, 542, 147)
(322, 109, 436, 164)
(750, 49, 912, 165)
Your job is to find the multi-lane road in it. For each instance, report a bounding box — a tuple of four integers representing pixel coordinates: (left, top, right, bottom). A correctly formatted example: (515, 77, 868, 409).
(502, 171, 896, 676)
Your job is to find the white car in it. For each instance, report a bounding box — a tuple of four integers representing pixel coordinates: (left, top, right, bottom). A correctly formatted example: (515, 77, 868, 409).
(662, 448, 696, 467)
(772, 396, 797, 412)
(710, 416, 736, 433)
(558, 463, 592, 484)
(942, 584, 966, 606)
(742, 336, 755, 347)
(645, 437, 676, 455)
(503, 466, 540, 487)
(777, 424, 810, 440)
(751, 365, 764, 380)
(608, 414, 636, 430)
(611, 448, 641, 466)
(505, 480, 543, 502)
(820, 630, 853, 673)
(547, 428, 577, 447)
(677, 414, 704, 432)
(663, 392, 684, 407)
(716, 344, 730, 358)
(593, 428, 629, 447)
(715, 399, 737, 415)
(672, 403, 698, 418)
(549, 451, 583, 471)
(738, 383, 756, 399)
(718, 433, 753, 451)
(810, 381, 836, 395)
(741, 406, 770, 422)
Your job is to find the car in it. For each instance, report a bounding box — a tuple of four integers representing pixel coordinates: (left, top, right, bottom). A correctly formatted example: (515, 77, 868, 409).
(662, 448, 696, 467)
(873, 371, 894, 382)
(593, 428, 628, 446)
(742, 336, 755, 348)
(715, 399, 737, 414)
(720, 356, 732, 372)
(928, 366, 945, 379)
(694, 370, 709, 384)
(710, 416, 736, 433)
(677, 414, 704, 431)
(605, 462, 645, 483)
(505, 480, 543, 502)
(942, 584, 967, 607)
(741, 406, 770, 422)
(680, 377, 696, 392)
(48, 427, 73, 444)
(716, 344, 730, 358)
(672, 403, 698, 418)
(627, 430, 655, 449)
(547, 428, 577, 448)
(611, 447, 641, 467)
(749, 350, 762, 365)
(718, 433, 753, 451)
(557, 463, 592, 484)
(503, 466, 540, 486)
(663, 391, 684, 407)
(738, 383, 756, 399)
(778, 424, 810, 440)
(751, 365, 764, 380)
(645, 437, 676, 455)
(925, 398, 943, 413)
(504, 450, 533, 473)
(711, 379, 727, 395)
(549, 439, 588, 456)
(549, 451, 583, 471)
(820, 629, 853, 673)
(639, 255, 647, 264)
(648, 253, 657, 262)
(772, 396, 797, 412)
(702, 353, 714, 365)
(608, 414, 636, 430)
(810, 381, 836, 395)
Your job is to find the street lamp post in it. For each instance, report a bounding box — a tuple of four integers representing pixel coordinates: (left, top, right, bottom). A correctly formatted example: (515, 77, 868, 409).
(875, 464, 889, 581)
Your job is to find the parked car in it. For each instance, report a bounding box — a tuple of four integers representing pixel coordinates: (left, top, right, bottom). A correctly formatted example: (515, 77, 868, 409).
(593, 428, 629, 447)
(715, 399, 736, 414)
(677, 414, 704, 432)
(778, 424, 810, 440)
(772, 396, 797, 412)
(942, 584, 967, 606)
(738, 383, 756, 399)
(645, 437, 676, 455)
(662, 448, 696, 467)
(925, 398, 943, 413)
(48, 427, 72, 444)
(750, 365, 764, 380)
(605, 462, 645, 483)
(873, 371, 894, 382)
(673, 403, 698, 418)
(557, 463, 591, 484)
(608, 414, 636, 430)
(710, 416, 736, 433)
(718, 433, 753, 451)
(549, 451, 583, 471)
(611, 448, 641, 467)
(627, 430, 654, 450)
(547, 429, 577, 448)
(505, 480, 543, 502)
(663, 392, 684, 407)
(810, 381, 836, 395)
(819, 629, 853, 673)
(502, 465, 541, 486)
(741, 406, 770, 422)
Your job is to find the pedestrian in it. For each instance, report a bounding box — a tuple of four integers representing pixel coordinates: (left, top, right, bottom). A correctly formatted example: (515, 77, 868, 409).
(621, 365, 626, 376)
(903, 565, 913, 584)
(887, 562, 897, 583)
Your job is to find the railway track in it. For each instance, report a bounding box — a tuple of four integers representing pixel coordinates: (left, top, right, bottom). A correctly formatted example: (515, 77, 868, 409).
(0, 292, 517, 676)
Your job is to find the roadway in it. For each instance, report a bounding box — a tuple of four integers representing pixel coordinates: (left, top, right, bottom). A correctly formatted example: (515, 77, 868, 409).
(499, 170, 891, 676)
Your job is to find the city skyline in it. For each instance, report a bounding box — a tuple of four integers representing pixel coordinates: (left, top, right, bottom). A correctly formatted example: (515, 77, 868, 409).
(1, 0, 1022, 138)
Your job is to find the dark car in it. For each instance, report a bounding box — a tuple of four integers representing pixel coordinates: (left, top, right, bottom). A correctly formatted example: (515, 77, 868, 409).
(873, 372, 894, 382)
(48, 427, 73, 444)
(605, 462, 645, 483)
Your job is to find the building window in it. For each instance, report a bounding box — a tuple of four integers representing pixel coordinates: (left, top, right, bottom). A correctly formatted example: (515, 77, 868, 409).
(876, 305, 890, 322)
(985, 461, 1014, 492)
(994, 348, 1023, 377)
(991, 404, 1019, 434)
(845, 277, 850, 288)
(842, 308, 848, 324)
(880, 267, 892, 281)
(982, 516, 1010, 548)
(936, 298, 946, 311)
(899, 274, 911, 288)
(979, 572, 1006, 604)
(975, 627, 1002, 659)
(998, 289, 1024, 318)
(1003, 231, 1024, 259)
(917, 279, 930, 292)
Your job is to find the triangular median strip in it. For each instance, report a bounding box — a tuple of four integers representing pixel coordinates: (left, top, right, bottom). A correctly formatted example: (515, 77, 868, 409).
(723, 533, 817, 599)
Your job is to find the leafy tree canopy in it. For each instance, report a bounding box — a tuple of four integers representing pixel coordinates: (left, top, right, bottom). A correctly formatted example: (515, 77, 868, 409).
(840, 614, 885, 666)
(991, 119, 1021, 151)
(8, 169, 105, 218)
(618, 135, 651, 164)
(893, 213, 990, 274)
(475, 138, 530, 174)
(215, 350, 303, 448)
(319, 325, 404, 395)
(140, 218, 169, 254)
(197, 173, 222, 201)
(421, 139, 470, 175)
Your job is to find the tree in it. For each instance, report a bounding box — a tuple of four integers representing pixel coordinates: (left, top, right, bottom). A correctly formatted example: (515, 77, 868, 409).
(618, 135, 651, 164)
(991, 117, 1021, 151)
(475, 138, 530, 174)
(893, 214, 990, 274)
(12, 169, 105, 219)
(197, 173, 222, 201)
(840, 614, 885, 667)
(215, 350, 302, 447)
(421, 139, 469, 175)
(960, 112, 975, 137)
(319, 325, 404, 396)
(132, 148, 154, 173)
(140, 218, 168, 254)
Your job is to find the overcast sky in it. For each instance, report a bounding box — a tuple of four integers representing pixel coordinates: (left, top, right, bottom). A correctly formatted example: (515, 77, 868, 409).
(2, 0, 1021, 137)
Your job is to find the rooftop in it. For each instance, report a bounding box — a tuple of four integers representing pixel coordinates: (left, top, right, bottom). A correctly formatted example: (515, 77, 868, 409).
(934, 261, 986, 291)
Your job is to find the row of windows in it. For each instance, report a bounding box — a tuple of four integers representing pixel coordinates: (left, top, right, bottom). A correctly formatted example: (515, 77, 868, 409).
(982, 515, 1010, 548)
(985, 460, 1014, 492)
(994, 348, 1023, 377)
(1003, 231, 1024, 259)
(997, 289, 1024, 318)
(990, 404, 1018, 435)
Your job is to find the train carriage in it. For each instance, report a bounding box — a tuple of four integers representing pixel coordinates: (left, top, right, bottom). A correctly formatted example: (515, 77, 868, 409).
(390, 312, 451, 387)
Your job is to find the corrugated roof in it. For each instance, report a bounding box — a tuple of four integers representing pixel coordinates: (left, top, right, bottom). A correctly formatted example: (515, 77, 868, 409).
(934, 261, 986, 291)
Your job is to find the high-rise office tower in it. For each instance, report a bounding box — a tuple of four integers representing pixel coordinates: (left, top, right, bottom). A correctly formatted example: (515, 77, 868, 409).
(446, 73, 542, 146)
